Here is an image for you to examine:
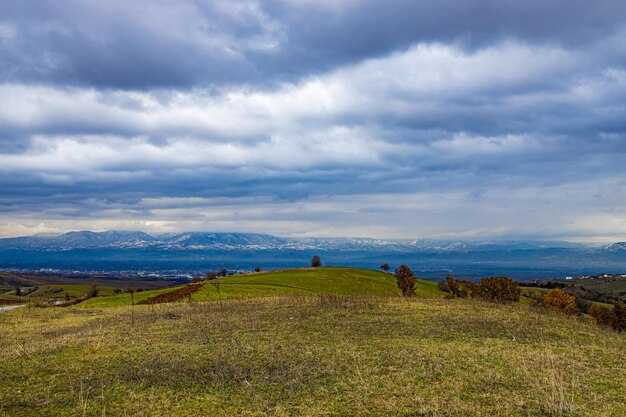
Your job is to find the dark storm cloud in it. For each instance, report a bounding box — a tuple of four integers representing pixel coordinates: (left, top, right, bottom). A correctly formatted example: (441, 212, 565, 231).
(2, 0, 626, 89)
(1, 1, 626, 239)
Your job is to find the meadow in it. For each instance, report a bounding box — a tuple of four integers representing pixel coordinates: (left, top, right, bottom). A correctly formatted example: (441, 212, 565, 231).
(0, 268, 624, 416)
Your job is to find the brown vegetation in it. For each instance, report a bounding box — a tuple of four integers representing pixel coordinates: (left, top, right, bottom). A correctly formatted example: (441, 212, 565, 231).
(138, 283, 203, 305)
(394, 265, 416, 297)
(476, 276, 520, 303)
(543, 288, 577, 315)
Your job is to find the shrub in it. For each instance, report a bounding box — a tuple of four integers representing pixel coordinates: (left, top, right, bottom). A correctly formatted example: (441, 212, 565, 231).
(446, 274, 462, 297)
(113, 288, 122, 294)
(311, 256, 322, 268)
(89, 282, 99, 298)
(476, 276, 520, 303)
(219, 268, 228, 277)
(394, 265, 416, 297)
(380, 263, 390, 272)
(206, 272, 217, 280)
(613, 300, 626, 332)
(191, 275, 202, 283)
(588, 304, 614, 327)
(254, 266, 261, 272)
(543, 288, 577, 315)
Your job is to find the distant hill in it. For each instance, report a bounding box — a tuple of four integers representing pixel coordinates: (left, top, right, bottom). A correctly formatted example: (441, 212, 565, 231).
(0, 230, 589, 252)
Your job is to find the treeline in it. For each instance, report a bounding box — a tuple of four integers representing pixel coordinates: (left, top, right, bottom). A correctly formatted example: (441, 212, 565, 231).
(520, 280, 619, 304)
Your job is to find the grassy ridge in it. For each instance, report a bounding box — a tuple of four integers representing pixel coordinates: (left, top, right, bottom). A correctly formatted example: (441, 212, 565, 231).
(82, 268, 443, 307)
(1, 296, 624, 416)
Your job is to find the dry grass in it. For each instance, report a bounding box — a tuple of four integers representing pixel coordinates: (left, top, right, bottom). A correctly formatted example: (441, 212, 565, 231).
(0, 296, 624, 416)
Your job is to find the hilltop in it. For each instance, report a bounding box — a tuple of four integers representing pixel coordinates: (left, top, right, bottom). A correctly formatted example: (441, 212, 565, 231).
(80, 267, 441, 308)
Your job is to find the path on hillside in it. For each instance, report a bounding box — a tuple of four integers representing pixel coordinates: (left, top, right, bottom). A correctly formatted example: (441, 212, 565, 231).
(0, 305, 25, 313)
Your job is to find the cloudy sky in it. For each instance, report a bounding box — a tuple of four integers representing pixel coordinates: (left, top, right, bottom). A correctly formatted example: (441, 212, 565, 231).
(1, 0, 626, 241)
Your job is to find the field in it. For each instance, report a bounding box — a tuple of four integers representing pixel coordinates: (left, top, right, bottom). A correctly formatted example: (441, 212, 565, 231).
(80, 268, 442, 308)
(0, 268, 624, 416)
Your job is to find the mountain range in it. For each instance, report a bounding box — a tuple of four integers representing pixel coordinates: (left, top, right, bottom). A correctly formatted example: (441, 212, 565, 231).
(0, 230, 621, 253)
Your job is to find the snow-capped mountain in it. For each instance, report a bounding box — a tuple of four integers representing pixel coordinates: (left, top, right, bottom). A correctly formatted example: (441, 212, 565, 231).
(0, 230, 591, 252)
(602, 242, 626, 253)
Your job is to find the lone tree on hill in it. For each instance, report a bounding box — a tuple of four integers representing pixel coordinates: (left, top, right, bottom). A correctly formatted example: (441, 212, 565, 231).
(311, 255, 322, 268)
(380, 263, 390, 272)
(394, 265, 416, 297)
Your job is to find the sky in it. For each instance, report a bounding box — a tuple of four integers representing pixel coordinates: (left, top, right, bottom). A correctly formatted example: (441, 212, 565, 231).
(1, 0, 626, 241)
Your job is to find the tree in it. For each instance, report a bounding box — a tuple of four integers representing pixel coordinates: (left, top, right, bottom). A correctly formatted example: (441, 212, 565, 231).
(15, 286, 21, 297)
(191, 275, 202, 283)
(254, 266, 262, 272)
(380, 263, 390, 272)
(219, 268, 228, 277)
(311, 255, 322, 268)
(394, 265, 416, 297)
(206, 271, 217, 280)
(543, 288, 577, 315)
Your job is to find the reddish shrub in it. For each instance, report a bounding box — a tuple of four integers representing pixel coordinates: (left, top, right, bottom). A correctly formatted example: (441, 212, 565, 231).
(394, 265, 416, 297)
(543, 288, 577, 315)
(476, 276, 520, 303)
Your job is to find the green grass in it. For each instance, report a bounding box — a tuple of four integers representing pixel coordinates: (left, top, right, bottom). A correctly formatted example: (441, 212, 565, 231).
(82, 267, 443, 308)
(0, 296, 624, 416)
(41, 285, 118, 298)
(80, 286, 185, 308)
(195, 267, 409, 300)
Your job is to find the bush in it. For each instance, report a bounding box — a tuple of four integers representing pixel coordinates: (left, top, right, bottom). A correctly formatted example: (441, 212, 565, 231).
(476, 276, 520, 303)
(254, 266, 261, 272)
(588, 304, 614, 327)
(380, 263, 390, 272)
(191, 276, 202, 283)
(311, 256, 322, 268)
(543, 288, 577, 315)
(206, 272, 217, 280)
(219, 268, 228, 277)
(114, 288, 122, 294)
(89, 282, 99, 298)
(394, 265, 416, 297)
(613, 300, 626, 332)
(446, 274, 462, 298)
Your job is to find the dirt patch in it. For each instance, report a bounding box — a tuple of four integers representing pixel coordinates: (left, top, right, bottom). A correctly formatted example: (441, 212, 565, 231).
(138, 283, 203, 305)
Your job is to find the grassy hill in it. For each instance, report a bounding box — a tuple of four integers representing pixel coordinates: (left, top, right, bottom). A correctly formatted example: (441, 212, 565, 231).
(1, 295, 624, 416)
(81, 267, 442, 308)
